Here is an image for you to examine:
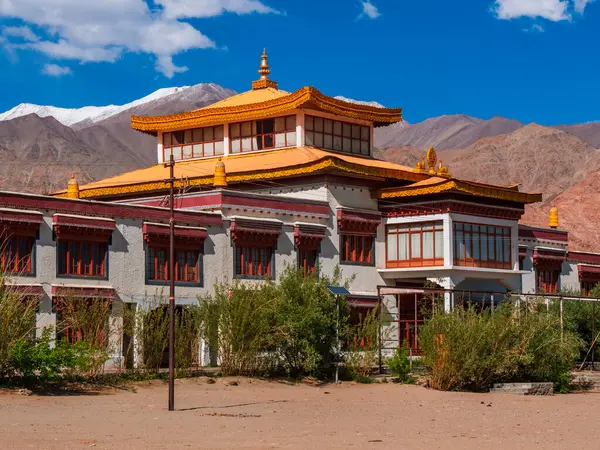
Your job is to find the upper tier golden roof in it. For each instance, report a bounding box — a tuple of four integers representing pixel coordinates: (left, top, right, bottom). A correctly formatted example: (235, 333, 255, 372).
(131, 86, 403, 134)
(54, 147, 424, 199)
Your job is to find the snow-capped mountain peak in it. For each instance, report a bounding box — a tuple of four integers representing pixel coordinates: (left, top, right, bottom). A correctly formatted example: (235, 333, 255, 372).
(0, 85, 198, 127)
(334, 96, 385, 109)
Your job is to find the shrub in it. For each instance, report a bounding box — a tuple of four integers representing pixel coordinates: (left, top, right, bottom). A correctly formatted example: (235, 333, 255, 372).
(270, 265, 350, 377)
(0, 276, 38, 379)
(198, 281, 275, 376)
(419, 300, 581, 392)
(344, 306, 379, 379)
(388, 343, 412, 382)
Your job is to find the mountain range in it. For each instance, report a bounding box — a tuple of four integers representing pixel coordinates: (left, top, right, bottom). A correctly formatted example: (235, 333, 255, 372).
(0, 84, 598, 251)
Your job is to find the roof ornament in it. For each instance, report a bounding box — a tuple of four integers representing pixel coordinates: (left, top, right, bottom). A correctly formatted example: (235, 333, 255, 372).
(415, 157, 426, 171)
(252, 48, 279, 90)
(426, 146, 437, 175)
(437, 160, 450, 178)
(213, 158, 228, 187)
(67, 174, 80, 199)
(549, 205, 559, 229)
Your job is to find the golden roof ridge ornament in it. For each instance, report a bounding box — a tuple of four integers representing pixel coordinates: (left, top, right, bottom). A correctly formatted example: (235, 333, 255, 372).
(426, 146, 437, 175)
(549, 205, 559, 229)
(213, 158, 228, 187)
(67, 173, 80, 199)
(252, 48, 279, 90)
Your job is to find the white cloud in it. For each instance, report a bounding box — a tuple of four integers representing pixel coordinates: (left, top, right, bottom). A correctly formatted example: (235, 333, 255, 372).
(574, 0, 596, 13)
(42, 63, 72, 76)
(359, 1, 380, 19)
(492, 0, 595, 22)
(2, 25, 39, 42)
(0, 0, 277, 78)
(523, 24, 545, 32)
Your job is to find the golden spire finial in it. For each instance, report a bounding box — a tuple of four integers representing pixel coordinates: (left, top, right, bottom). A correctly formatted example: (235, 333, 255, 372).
(213, 158, 228, 187)
(67, 174, 80, 199)
(437, 160, 450, 177)
(549, 205, 559, 229)
(252, 48, 278, 90)
(258, 48, 270, 80)
(426, 146, 437, 175)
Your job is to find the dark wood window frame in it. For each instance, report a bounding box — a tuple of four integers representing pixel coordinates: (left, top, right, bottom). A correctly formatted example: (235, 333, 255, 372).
(57, 240, 108, 279)
(163, 125, 225, 161)
(229, 116, 296, 154)
(305, 115, 371, 156)
(386, 221, 444, 268)
(298, 249, 318, 277)
(145, 245, 203, 286)
(453, 222, 512, 269)
(340, 234, 375, 265)
(234, 245, 274, 279)
(536, 268, 560, 294)
(0, 235, 35, 275)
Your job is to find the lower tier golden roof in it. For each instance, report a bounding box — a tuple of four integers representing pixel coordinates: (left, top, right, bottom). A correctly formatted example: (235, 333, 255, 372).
(375, 177, 542, 204)
(53, 147, 425, 200)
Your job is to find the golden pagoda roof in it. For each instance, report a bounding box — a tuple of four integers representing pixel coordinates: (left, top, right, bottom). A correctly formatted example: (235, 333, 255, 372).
(131, 86, 402, 135)
(54, 148, 424, 200)
(374, 177, 542, 204)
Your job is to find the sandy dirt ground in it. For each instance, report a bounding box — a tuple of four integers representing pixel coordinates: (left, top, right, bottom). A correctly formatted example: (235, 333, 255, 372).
(0, 377, 599, 450)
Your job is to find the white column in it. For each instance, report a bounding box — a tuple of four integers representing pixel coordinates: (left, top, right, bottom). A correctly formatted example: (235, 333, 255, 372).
(296, 111, 305, 148)
(443, 214, 453, 268)
(157, 132, 164, 164)
(108, 301, 124, 371)
(370, 125, 374, 156)
(223, 122, 230, 157)
(511, 223, 519, 271)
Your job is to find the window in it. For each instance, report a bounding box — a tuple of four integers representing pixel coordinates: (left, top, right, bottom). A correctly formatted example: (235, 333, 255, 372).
(163, 125, 224, 161)
(386, 222, 444, 268)
(235, 246, 273, 278)
(0, 235, 34, 274)
(230, 116, 296, 154)
(537, 269, 559, 294)
(57, 241, 106, 277)
(305, 115, 370, 156)
(299, 249, 318, 276)
(146, 247, 200, 283)
(453, 223, 511, 269)
(341, 235, 374, 264)
(581, 279, 600, 296)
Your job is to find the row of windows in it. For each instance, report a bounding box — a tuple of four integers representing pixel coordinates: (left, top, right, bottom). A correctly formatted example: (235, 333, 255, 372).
(386, 222, 444, 268)
(160, 115, 372, 162)
(454, 223, 512, 269)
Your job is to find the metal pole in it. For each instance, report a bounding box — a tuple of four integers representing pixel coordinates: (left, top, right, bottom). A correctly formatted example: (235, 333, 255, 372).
(168, 154, 176, 411)
(377, 286, 382, 375)
(560, 297, 564, 342)
(335, 294, 339, 383)
(593, 302, 596, 371)
(491, 294, 495, 315)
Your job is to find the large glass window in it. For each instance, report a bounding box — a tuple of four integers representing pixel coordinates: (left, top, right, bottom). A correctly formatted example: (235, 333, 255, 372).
(57, 241, 106, 277)
(305, 115, 370, 156)
(453, 223, 511, 269)
(386, 222, 444, 268)
(341, 235, 374, 264)
(146, 247, 200, 283)
(230, 116, 296, 154)
(163, 125, 224, 161)
(0, 235, 34, 274)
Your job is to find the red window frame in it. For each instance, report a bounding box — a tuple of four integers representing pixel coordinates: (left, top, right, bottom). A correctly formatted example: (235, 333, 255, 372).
(385, 222, 444, 268)
(537, 268, 559, 294)
(229, 116, 296, 154)
(162, 125, 224, 161)
(454, 222, 512, 269)
(298, 249, 318, 277)
(305, 115, 370, 156)
(147, 247, 200, 283)
(341, 235, 374, 264)
(0, 235, 34, 274)
(235, 246, 272, 278)
(57, 240, 106, 277)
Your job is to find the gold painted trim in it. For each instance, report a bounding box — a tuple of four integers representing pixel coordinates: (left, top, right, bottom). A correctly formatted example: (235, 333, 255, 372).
(375, 179, 542, 204)
(131, 86, 402, 134)
(59, 156, 423, 200)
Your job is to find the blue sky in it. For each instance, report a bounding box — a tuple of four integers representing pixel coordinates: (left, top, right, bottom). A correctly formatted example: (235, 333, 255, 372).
(0, 0, 598, 125)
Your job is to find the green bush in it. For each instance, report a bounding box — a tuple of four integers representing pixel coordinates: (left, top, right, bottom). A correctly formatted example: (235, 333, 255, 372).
(0, 277, 38, 379)
(419, 300, 581, 392)
(9, 329, 100, 381)
(270, 265, 349, 377)
(344, 306, 379, 379)
(388, 343, 412, 382)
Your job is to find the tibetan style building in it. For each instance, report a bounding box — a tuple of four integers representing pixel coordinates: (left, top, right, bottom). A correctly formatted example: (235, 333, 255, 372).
(2, 50, 599, 362)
